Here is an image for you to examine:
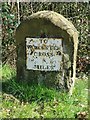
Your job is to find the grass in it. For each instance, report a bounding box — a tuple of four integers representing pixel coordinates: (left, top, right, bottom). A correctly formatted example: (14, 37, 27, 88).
(0, 64, 89, 118)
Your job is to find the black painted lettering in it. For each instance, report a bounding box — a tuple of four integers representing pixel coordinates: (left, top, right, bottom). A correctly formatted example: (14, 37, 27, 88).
(40, 39, 43, 43)
(34, 46, 39, 49)
(27, 45, 32, 49)
(29, 39, 33, 44)
(43, 39, 48, 44)
(57, 51, 61, 55)
(34, 65, 37, 68)
(47, 66, 49, 69)
(39, 52, 41, 56)
(37, 65, 39, 69)
(42, 52, 46, 56)
(50, 46, 53, 50)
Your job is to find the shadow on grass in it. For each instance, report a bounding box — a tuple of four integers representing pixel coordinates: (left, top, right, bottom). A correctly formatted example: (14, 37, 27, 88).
(1, 75, 89, 119)
(2, 76, 65, 103)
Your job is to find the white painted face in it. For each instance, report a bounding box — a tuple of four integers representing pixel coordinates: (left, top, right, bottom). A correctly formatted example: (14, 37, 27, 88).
(26, 38, 62, 71)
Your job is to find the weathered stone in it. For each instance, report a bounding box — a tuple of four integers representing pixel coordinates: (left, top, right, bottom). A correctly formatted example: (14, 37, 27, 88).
(16, 11, 78, 94)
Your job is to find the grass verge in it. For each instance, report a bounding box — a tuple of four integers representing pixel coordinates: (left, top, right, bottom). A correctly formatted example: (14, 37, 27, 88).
(0, 64, 88, 118)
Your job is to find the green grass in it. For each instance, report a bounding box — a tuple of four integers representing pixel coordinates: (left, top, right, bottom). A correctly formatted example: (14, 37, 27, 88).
(0, 65, 88, 118)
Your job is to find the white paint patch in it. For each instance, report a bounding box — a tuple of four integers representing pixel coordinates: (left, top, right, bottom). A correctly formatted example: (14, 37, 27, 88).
(26, 38, 62, 71)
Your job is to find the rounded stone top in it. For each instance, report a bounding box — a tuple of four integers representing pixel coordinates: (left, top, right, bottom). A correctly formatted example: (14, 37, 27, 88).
(26, 11, 78, 39)
(16, 10, 78, 45)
